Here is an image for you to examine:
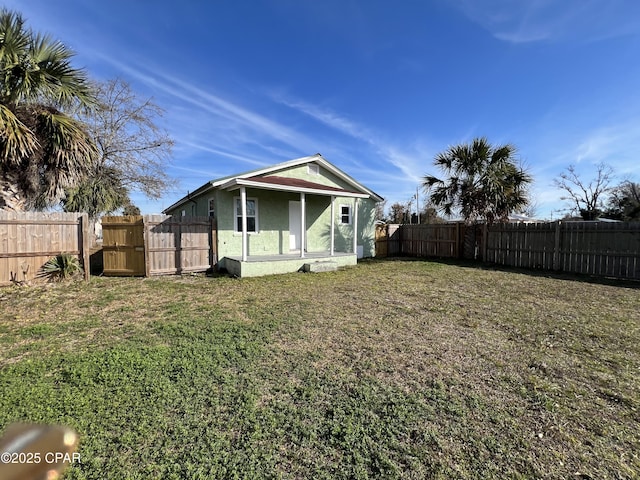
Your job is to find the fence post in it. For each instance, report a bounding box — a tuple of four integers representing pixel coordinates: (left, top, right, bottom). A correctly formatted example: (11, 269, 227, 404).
(80, 213, 90, 281)
(143, 216, 151, 277)
(385, 224, 389, 257)
(482, 223, 488, 261)
(210, 217, 217, 269)
(552, 221, 562, 271)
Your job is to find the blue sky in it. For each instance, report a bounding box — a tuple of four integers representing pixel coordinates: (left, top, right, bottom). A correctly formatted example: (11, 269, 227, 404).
(8, 0, 640, 219)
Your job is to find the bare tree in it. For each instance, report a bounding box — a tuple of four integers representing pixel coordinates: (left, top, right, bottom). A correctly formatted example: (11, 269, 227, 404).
(69, 79, 176, 205)
(517, 198, 540, 218)
(374, 199, 387, 222)
(606, 180, 640, 220)
(419, 203, 445, 224)
(553, 163, 615, 220)
(388, 202, 409, 224)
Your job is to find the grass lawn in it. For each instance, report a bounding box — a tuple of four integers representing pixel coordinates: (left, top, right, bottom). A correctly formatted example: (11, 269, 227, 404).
(0, 259, 639, 479)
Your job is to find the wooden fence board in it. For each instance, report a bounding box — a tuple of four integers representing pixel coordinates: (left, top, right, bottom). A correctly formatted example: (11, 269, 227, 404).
(487, 221, 640, 280)
(0, 211, 89, 284)
(102, 215, 216, 277)
(380, 221, 640, 280)
(487, 222, 557, 269)
(381, 223, 458, 259)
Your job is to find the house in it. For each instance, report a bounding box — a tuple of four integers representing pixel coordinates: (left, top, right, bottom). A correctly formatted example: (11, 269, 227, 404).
(163, 154, 384, 277)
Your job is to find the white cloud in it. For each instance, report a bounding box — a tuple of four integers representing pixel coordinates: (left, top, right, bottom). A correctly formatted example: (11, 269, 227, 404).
(269, 93, 450, 209)
(94, 54, 321, 158)
(178, 143, 267, 168)
(569, 123, 640, 176)
(450, 0, 640, 44)
(273, 95, 431, 182)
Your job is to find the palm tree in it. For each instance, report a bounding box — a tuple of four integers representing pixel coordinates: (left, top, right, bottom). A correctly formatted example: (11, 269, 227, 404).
(0, 9, 97, 211)
(424, 137, 532, 224)
(424, 137, 532, 258)
(62, 166, 129, 219)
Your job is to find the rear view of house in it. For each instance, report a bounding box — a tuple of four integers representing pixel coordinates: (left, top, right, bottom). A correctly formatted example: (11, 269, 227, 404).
(163, 154, 383, 277)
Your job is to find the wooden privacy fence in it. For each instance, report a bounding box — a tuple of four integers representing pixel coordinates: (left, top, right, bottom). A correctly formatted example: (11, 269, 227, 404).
(377, 221, 640, 280)
(0, 211, 90, 285)
(486, 221, 640, 280)
(102, 215, 217, 277)
(376, 223, 459, 259)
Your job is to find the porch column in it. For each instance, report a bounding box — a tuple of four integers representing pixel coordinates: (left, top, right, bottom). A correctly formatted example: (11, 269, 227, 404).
(352, 198, 359, 256)
(241, 186, 248, 262)
(300, 192, 306, 258)
(330, 196, 335, 256)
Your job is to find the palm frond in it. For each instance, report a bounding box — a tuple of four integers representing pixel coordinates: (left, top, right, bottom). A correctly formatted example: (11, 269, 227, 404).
(36, 108, 97, 164)
(38, 252, 83, 281)
(28, 32, 94, 107)
(0, 103, 36, 162)
(32, 108, 97, 207)
(0, 9, 99, 209)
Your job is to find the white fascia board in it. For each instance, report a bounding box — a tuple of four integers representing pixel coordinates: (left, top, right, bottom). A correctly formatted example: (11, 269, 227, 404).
(221, 178, 370, 198)
(313, 157, 384, 202)
(216, 155, 321, 185)
(163, 182, 215, 213)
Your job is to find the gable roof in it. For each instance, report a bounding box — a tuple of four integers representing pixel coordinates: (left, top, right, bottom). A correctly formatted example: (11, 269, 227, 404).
(164, 153, 383, 212)
(237, 175, 363, 193)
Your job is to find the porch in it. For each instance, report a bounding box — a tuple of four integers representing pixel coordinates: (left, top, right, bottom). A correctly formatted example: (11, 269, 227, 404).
(224, 251, 357, 277)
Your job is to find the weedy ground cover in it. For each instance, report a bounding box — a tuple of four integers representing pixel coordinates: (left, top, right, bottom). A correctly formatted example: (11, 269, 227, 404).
(1, 259, 638, 479)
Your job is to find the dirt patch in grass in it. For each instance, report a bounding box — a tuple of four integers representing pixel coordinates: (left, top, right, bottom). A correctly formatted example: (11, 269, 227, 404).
(1, 260, 639, 479)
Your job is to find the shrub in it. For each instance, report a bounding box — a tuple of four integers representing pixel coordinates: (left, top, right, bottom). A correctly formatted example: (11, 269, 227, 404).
(39, 253, 84, 281)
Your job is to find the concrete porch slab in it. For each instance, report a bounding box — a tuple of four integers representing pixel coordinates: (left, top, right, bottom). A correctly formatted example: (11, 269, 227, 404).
(223, 252, 356, 277)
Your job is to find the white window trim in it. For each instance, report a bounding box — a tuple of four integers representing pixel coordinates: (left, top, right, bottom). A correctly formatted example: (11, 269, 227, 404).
(234, 196, 259, 234)
(308, 163, 320, 175)
(208, 197, 215, 218)
(339, 204, 352, 225)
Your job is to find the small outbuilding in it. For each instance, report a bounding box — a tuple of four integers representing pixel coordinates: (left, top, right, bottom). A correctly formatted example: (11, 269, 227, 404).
(163, 154, 383, 277)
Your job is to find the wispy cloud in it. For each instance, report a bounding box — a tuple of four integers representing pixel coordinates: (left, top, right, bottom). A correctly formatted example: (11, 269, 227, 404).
(95, 54, 321, 159)
(567, 123, 640, 176)
(272, 94, 432, 188)
(450, 0, 640, 44)
(179, 143, 267, 168)
(171, 164, 222, 178)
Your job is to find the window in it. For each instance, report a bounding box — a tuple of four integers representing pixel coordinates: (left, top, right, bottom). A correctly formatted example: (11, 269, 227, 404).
(235, 197, 258, 233)
(339, 204, 352, 225)
(308, 163, 319, 175)
(181, 209, 186, 217)
(208, 198, 215, 218)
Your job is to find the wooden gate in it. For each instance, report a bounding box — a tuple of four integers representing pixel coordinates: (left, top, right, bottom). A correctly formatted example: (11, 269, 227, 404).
(102, 216, 145, 276)
(375, 224, 388, 257)
(101, 215, 217, 277)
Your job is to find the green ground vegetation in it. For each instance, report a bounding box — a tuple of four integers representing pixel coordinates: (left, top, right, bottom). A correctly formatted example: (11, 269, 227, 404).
(0, 260, 638, 479)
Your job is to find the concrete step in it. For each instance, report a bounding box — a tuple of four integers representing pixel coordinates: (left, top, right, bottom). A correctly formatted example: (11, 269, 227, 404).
(303, 261, 338, 273)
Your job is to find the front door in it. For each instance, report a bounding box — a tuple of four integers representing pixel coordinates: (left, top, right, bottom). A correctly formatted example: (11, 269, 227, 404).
(289, 201, 301, 251)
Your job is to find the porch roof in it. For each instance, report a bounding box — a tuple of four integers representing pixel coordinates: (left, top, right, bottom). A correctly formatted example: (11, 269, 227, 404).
(220, 175, 370, 198)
